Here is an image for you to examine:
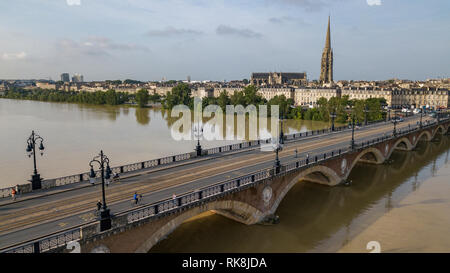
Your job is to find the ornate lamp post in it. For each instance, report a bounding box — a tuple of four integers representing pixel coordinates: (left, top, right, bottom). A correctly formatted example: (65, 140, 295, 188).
(364, 104, 369, 126)
(89, 150, 112, 232)
(193, 121, 203, 156)
(350, 114, 356, 150)
(26, 130, 45, 190)
(274, 142, 282, 174)
(419, 108, 423, 128)
(392, 110, 398, 136)
(279, 115, 284, 144)
(330, 110, 337, 131)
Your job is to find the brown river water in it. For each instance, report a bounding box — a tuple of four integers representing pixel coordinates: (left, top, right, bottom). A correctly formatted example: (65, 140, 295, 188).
(0, 98, 332, 188)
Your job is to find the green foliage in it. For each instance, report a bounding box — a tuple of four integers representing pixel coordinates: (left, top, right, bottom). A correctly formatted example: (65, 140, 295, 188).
(105, 80, 122, 85)
(2, 88, 129, 106)
(217, 90, 231, 110)
(162, 83, 192, 109)
(300, 96, 385, 124)
(267, 95, 294, 118)
(123, 79, 142, 85)
(135, 89, 149, 107)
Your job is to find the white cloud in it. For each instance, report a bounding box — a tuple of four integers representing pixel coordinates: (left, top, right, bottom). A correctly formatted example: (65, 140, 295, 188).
(66, 0, 81, 6)
(56, 36, 149, 57)
(1, 52, 27, 60)
(367, 0, 382, 6)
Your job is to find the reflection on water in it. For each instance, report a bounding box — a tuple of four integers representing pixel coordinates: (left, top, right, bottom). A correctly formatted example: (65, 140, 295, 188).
(0, 99, 335, 188)
(150, 135, 450, 253)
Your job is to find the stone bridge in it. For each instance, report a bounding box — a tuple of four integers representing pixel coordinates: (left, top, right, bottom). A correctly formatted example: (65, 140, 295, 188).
(69, 120, 449, 253)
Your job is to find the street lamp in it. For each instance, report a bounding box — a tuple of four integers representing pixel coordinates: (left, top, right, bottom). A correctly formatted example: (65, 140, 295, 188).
(392, 110, 398, 136)
(26, 130, 45, 190)
(274, 141, 282, 174)
(89, 150, 112, 232)
(419, 108, 423, 128)
(279, 115, 284, 144)
(364, 104, 369, 126)
(350, 114, 356, 150)
(193, 121, 203, 156)
(330, 110, 337, 131)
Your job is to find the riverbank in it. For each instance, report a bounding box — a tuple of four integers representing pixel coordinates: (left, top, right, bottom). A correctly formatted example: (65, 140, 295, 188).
(338, 153, 450, 253)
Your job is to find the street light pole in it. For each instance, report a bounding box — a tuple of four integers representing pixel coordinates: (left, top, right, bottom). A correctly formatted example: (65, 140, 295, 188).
(420, 108, 423, 128)
(350, 114, 355, 150)
(392, 110, 398, 136)
(279, 115, 284, 144)
(194, 120, 203, 156)
(330, 110, 336, 131)
(89, 150, 112, 232)
(26, 130, 45, 190)
(364, 104, 368, 126)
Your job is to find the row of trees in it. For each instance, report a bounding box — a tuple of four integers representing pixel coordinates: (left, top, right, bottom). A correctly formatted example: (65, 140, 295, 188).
(2, 88, 130, 105)
(162, 84, 268, 111)
(161, 84, 385, 124)
(290, 96, 386, 124)
(2, 85, 386, 123)
(1, 88, 160, 107)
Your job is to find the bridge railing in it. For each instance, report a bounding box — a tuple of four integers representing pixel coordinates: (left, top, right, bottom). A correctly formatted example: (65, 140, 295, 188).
(2, 226, 82, 253)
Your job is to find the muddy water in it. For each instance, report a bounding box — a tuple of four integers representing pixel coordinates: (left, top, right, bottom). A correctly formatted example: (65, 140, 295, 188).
(150, 135, 450, 253)
(0, 99, 334, 188)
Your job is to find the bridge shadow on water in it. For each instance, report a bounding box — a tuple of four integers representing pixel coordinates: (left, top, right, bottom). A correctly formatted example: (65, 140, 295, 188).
(150, 135, 450, 253)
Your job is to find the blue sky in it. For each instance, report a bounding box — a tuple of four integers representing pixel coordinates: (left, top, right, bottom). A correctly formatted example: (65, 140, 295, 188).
(0, 0, 449, 81)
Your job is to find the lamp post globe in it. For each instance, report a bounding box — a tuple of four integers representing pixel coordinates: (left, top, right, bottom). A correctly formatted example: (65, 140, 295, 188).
(89, 150, 112, 231)
(26, 130, 45, 190)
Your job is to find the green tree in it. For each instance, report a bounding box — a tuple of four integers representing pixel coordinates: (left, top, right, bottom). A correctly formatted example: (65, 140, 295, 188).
(217, 90, 230, 110)
(135, 89, 149, 107)
(105, 89, 118, 105)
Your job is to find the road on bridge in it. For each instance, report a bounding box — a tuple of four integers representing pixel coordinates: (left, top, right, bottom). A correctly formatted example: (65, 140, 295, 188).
(0, 115, 432, 249)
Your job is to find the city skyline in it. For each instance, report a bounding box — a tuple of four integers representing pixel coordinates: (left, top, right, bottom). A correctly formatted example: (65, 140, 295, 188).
(0, 0, 449, 82)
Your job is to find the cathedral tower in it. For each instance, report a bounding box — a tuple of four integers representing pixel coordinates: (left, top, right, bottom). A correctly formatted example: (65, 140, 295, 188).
(320, 16, 333, 84)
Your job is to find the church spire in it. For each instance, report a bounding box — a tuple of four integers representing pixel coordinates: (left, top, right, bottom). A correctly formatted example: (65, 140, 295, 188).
(320, 16, 333, 84)
(325, 16, 331, 48)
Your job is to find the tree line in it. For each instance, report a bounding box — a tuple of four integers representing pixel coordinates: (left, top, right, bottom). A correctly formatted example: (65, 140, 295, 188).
(161, 83, 386, 123)
(0, 87, 161, 107)
(1, 85, 386, 123)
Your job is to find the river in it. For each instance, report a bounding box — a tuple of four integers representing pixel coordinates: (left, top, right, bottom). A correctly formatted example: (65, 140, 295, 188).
(0, 99, 333, 188)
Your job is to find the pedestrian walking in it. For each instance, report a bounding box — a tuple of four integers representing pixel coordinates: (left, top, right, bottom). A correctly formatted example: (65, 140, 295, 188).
(133, 192, 139, 205)
(96, 200, 102, 212)
(295, 149, 298, 158)
(11, 188, 17, 201)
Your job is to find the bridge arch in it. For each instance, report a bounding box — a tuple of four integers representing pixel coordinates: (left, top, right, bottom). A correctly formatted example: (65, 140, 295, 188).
(433, 125, 447, 138)
(268, 165, 341, 216)
(345, 147, 386, 179)
(415, 130, 432, 145)
(134, 200, 264, 253)
(390, 137, 413, 153)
